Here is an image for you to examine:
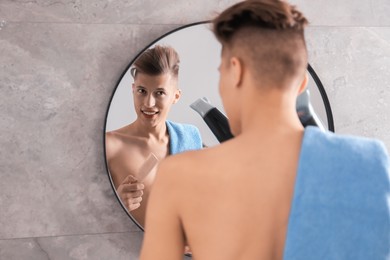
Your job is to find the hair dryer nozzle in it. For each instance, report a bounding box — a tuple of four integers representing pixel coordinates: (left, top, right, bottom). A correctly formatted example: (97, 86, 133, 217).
(190, 97, 234, 143)
(190, 97, 214, 118)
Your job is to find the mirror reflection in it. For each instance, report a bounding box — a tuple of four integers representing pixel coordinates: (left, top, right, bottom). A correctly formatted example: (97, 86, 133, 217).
(104, 22, 333, 230)
(106, 45, 203, 227)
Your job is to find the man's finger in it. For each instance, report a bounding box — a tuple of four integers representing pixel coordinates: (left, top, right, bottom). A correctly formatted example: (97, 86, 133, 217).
(128, 202, 141, 211)
(122, 183, 144, 192)
(121, 174, 138, 184)
(131, 196, 143, 204)
(126, 190, 143, 198)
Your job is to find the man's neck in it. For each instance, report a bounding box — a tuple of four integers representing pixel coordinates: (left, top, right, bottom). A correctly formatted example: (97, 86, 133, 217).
(239, 89, 304, 138)
(133, 119, 168, 142)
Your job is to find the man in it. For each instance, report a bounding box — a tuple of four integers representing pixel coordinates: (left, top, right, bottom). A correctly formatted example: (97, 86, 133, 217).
(106, 45, 202, 227)
(140, 1, 390, 259)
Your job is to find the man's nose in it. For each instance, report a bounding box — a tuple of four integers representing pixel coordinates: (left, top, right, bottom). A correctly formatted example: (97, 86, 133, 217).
(144, 94, 156, 108)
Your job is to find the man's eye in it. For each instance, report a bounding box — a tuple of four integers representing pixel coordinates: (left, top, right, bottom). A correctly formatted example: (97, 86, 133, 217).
(137, 89, 146, 94)
(156, 91, 165, 96)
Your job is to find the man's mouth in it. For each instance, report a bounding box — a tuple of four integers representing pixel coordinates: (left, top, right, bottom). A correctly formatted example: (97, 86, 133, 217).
(142, 110, 159, 116)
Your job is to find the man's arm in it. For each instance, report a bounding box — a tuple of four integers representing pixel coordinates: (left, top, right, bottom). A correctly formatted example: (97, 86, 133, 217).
(105, 132, 122, 187)
(140, 158, 186, 260)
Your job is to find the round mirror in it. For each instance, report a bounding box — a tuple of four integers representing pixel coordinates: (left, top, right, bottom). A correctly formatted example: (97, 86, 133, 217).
(104, 22, 334, 231)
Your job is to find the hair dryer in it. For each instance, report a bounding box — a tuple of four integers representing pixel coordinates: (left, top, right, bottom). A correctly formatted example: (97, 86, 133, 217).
(191, 91, 325, 143)
(296, 88, 325, 131)
(190, 98, 234, 143)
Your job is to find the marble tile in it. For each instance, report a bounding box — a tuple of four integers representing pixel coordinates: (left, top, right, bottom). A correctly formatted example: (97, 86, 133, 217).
(0, 232, 196, 260)
(287, 0, 388, 26)
(217, 0, 390, 26)
(0, 23, 175, 239)
(305, 27, 390, 149)
(0, 238, 50, 260)
(0, 0, 222, 25)
(2, 0, 386, 27)
(0, 232, 144, 260)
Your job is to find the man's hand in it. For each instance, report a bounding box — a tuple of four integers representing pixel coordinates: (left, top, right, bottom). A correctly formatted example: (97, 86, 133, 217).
(116, 175, 145, 211)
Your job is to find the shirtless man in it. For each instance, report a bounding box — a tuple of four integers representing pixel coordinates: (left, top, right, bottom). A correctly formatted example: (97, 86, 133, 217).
(140, 1, 390, 259)
(106, 45, 202, 227)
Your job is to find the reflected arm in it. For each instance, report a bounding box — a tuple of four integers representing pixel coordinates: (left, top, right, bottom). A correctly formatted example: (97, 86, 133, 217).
(105, 132, 122, 188)
(140, 159, 185, 260)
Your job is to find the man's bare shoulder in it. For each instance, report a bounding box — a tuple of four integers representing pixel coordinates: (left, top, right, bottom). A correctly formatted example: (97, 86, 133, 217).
(105, 124, 140, 160)
(106, 124, 136, 138)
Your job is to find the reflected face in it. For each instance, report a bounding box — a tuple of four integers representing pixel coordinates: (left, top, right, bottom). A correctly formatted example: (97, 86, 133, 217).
(132, 72, 181, 127)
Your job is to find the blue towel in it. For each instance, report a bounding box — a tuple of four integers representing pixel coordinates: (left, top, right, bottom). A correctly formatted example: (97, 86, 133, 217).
(166, 120, 202, 155)
(284, 126, 390, 259)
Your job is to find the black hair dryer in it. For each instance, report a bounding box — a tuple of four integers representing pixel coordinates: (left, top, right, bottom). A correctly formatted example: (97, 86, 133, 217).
(191, 91, 325, 144)
(296, 88, 325, 131)
(190, 98, 234, 143)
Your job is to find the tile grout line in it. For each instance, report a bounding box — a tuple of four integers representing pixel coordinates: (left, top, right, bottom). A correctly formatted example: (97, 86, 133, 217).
(0, 230, 144, 242)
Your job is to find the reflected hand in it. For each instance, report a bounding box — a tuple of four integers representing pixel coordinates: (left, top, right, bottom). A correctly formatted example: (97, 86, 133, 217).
(116, 175, 144, 212)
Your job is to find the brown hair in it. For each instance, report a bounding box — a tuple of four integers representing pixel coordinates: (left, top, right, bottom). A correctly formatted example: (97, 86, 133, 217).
(213, 0, 309, 88)
(131, 45, 180, 80)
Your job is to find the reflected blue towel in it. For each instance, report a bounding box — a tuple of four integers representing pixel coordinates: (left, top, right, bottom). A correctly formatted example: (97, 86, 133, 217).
(166, 120, 202, 155)
(284, 126, 390, 259)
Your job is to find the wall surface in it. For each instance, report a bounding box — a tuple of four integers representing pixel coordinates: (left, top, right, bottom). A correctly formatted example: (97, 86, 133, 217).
(1, 0, 389, 259)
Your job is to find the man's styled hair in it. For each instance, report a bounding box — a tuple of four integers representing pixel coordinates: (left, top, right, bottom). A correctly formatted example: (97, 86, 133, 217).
(212, 0, 309, 89)
(131, 45, 180, 80)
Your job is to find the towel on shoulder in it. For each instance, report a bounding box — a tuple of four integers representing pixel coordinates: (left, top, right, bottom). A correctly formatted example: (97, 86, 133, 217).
(284, 126, 390, 260)
(166, 120, 203, 155)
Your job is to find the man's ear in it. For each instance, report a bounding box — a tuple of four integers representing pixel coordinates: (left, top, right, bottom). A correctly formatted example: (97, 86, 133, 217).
(231, 56, 243, 88)
(297, 72, 309, 95)
(172, 89, 181, 104)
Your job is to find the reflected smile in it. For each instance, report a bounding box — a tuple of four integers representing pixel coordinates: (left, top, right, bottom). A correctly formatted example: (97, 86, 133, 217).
(141, 110, 159, 116)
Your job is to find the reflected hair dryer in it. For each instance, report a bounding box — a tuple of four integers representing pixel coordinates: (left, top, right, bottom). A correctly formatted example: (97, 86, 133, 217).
(191, 92, 325, 144)
(190, 98, 234, 143)
(296, 88, 325, 131)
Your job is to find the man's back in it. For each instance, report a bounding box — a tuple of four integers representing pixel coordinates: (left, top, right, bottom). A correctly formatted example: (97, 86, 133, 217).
(143, 127, 305, 259)
(142, 127, 390, 259)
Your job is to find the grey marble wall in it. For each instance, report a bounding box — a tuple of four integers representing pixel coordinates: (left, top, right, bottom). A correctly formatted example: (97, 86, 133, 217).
(1, 0, 389, 259)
